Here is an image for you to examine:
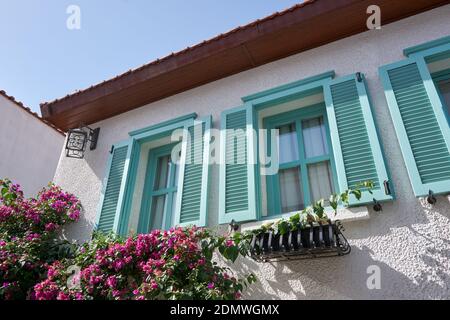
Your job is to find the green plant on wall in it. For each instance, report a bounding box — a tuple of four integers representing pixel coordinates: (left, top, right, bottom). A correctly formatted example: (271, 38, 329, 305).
(236, 181, 374, 239)
(1, 178, 371, 300)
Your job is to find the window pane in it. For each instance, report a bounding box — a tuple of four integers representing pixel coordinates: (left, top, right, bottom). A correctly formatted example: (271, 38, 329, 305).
(302, 116, 329, 158)
(308, 161, 334, 204)
(169, 191, 177, 227)
(150, 195, 166, 231)
(438, 80, 450, 117)
(277, 122, 299, 164)
(153, 155, 170, 190)
(279, 167, 304, 213)
(173, 162, 180, 187)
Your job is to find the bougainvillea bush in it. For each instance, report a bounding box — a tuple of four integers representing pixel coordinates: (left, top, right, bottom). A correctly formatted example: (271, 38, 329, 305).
(33, 228, 255, 300)
(0, 179, 255, 300)
(0, 179, 81, 299)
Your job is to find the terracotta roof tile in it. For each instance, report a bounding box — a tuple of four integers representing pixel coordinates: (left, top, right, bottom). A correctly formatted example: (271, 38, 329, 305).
(41, 0, 315, 107)
(0, 90, 65, 135)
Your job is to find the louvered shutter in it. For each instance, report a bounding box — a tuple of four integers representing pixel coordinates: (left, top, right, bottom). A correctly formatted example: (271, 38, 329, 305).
(95, 140, 133, 233)
(380, 58, 450, 196)
(219, 105, 258, 223)
(174, 116, 211, 227)
(324, 73, 393, 205)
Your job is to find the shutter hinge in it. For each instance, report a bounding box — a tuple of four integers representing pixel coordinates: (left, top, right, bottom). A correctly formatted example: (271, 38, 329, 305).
(356, 72, 363, 82)
(109, 145, 115, 154)
(383, 180, 391, 195)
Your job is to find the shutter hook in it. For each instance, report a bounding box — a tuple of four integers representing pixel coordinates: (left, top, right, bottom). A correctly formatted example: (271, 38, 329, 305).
(426, 190, 437, 205)
(373, 198, 382, 212)
(229, 219, 240, 232)
(383, 180, 391, 195)
(356, 72, 363, 82)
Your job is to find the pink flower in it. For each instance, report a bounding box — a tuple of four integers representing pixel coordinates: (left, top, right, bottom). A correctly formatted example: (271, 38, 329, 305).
(226, 239, 234, 247)
(74, 292, 84, 300)
(197, 258, 205, 266)
(207, 282, 214, 289)
(45, 223, 58, 232)
(173, 254, 180, 261)
(57, 292, 70, 300)
(68, 209, 80, 221)
(0, 206, 13, 222)
(112, 290, 121, 297)
(150, 280, 158, 290)
(51, 200, 66, 213)
(106, 276, 118, 288)
(25, 233, 40, 241)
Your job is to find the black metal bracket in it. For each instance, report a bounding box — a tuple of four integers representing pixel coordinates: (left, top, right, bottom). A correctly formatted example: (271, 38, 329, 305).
(427, 190, 437, 205)
(229, 219, 240, 232)
(373, 198, 382, 212)
(89, 127, 100, 150)
(250, 220, 351, 263)
(356, 72, 363, 82)
(383, 180, 391, 195)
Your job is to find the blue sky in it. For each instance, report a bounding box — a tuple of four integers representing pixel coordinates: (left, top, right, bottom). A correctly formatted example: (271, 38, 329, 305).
(0, 0, 301, 114)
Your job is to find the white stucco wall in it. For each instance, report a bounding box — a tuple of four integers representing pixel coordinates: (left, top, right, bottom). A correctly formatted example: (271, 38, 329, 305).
(54, 6, 450, 299)
(0, 95, 64, 197)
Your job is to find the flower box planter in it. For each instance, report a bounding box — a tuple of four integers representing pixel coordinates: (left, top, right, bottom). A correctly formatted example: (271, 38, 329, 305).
(249, 220, 350, 262)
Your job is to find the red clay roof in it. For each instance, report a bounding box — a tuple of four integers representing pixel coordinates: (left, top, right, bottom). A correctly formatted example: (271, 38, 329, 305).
(42, 0, 317, 108)
(40, 0, 450, 131)
(0, 90, 65, 135)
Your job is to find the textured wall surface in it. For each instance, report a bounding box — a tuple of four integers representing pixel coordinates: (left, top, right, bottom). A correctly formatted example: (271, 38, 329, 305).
(0, 95, 64, 196)
(54, 6, 450, 299)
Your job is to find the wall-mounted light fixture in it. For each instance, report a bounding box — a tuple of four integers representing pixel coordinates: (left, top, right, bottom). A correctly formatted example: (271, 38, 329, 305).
(65, 125, 100, 159)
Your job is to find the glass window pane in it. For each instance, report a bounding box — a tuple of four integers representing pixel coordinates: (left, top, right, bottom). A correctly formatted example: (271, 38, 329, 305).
(438, 80, 450, 118)
(308, 161, 335, 204)
(302, 116, 329, 158)
(173, 162, 180, 187)
(277, 122, 299, 164)
(169, 191, 177, 227)
(153, 155, 170, 190)
(279, 167, 304, 213)
(150, 195, 166, 231)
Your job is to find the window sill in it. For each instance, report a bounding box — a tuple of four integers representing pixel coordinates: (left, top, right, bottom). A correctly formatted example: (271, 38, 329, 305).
(240, 206, 370, 232)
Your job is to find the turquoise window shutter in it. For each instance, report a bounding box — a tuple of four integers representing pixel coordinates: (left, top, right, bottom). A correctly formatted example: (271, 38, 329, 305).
(324, 73, 393, 205)
(219, 105, 258, 224)
(380, 58, 450, 197)
(95, 139, 134, 233)
(174, 116, 211, 227)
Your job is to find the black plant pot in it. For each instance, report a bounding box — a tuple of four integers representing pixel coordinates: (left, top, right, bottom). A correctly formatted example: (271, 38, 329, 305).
(250, 220, 350, 262)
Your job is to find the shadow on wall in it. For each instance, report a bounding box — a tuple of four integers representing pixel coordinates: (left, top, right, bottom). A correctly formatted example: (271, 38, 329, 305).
(60, 207, 96, 244)
(219, 197, 450, 300)
(228, 246, 449, 300)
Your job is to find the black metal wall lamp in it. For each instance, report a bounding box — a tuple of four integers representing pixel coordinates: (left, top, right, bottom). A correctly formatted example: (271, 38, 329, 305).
(65, 125, 100, 159)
